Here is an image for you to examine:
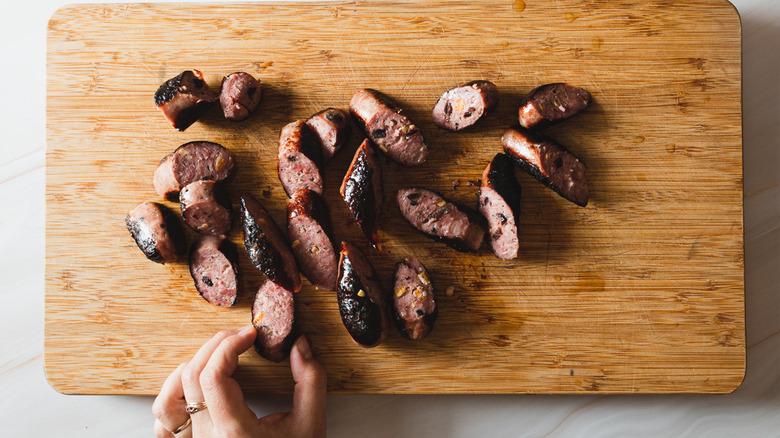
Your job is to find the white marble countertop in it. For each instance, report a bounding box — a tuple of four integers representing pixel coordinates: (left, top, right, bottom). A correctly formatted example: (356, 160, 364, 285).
(2, 0, 779, 436)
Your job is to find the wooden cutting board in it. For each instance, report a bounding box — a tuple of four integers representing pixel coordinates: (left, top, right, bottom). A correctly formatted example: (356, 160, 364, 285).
(45, 0, 744, 394)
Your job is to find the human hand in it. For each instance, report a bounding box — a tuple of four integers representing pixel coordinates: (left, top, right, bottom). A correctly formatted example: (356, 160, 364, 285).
(152, 326, 327, 437)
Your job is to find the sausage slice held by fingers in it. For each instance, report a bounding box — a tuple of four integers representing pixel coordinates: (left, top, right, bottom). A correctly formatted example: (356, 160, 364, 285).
(219, 72, 263, 121)
(336, 241, 389, 347)
(518, 83, 592, 130)
(350, 88, 427, 166)
(126, 202, 186, 264)
(252, 279, 297, 362)
(189, 236, 239, 307)
(278, 120, 324, 197)
(154, 141, 235, 201)
(154, 69, 217, 131)
(479, 154, 522, 260)
(392, 258, 438, 340)
(432, 80, 499, 131)
(340, 139, 383, 249)
(240, 193, 302, 292)
(306, 108, 352, 162)
(502, 126, 589, 207)
(180, 180, 232, 236)
(288, 189, 338, 291)
(396, 187, 486, 253)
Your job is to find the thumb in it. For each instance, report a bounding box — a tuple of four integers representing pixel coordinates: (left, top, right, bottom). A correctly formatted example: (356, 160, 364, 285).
(289, 335, 327, 435)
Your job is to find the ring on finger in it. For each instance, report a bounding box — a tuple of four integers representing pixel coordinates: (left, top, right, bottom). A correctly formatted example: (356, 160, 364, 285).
(185, 401, 208, 415)
(173, 417, 192, 434)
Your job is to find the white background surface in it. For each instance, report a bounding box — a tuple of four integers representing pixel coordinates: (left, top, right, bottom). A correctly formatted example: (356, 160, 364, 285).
(1, 0, 778, 436)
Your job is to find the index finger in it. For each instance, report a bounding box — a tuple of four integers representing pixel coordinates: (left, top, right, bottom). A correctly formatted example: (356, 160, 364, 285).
(199, 325, 259, 429)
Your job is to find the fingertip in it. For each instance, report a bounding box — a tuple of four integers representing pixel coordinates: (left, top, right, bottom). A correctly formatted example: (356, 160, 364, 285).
(293, 335, 313, 361)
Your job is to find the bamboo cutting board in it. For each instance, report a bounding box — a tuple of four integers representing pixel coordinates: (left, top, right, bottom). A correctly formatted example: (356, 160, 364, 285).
(45, 0, 744, 394)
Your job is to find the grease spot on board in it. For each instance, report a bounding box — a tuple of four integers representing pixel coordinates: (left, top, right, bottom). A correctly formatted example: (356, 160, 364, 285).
(575, 272, 606, 294)
(666, 143, 676, 153)
(592, 36, 603, 50)
(514, 0, 526, 13)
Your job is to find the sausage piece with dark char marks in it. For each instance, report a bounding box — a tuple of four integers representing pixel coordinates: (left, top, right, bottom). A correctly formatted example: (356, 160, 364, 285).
(432, 80, 499, 131)
(350, 89, 427, 166)
(392, 257, 438, 340)
(153, 141, 234, 201)
(396, 187, 486, 253)
(219, 72, 262, 121)
(336, 241, 389, 347)
(180, 180, 232, 236)
(125, 202, 186, 264)
(288, 189, 338, 291)
(502, 126, 588, 207)
(240, 193, 302, 292)
(479, 154, 522, 260)
(277, 121, 324, 197)
(518, 83, 592, 130)
(305, 108, 352, 162)
(252, 279, 296, 362)
(340, 139, 383, 249)
(154, 70, 217, 131)
(189, 235, 239, 307)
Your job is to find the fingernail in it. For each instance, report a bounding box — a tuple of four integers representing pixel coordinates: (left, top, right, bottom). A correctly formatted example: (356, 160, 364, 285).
(239, 325, 255, 335)
(296, 335, 313, 360)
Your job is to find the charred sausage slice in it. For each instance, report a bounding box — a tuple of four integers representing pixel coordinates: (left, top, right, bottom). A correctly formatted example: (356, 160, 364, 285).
(125, 202, 186, 264)
(305, 108, 352, 162)
(479, 154, 522, 260)
(392, 257, 438, 341)
(288, 189, 338, 291)
(154, 70, 217, 131)
(340, 139, 383, 249)
(219, 72, 262, 121)
(277, 120, 324, 197)
(350, 89, 427, 166)
(336, 241, 389, 347)
(252, 279, 296, 362)
(189, 235, 239, 307)
(396, 187, 486, 253)
(153, 141, 234, 201)
(432, 80, 499, 131)
(518, 83, 592, 130)
(180, 180, 232, 236)
(502, 126, 588, 207)
(240, 193, 302, 292)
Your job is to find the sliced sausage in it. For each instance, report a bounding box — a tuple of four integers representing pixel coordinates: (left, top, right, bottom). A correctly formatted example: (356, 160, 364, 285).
(219, 72, 262, 121)
(432, 80, 499, 131)
(336, 241, 389, 347)
(479, 154, 522, 260)
(392, 257, 438, 341)
(189, 236, 239, 307)
(340, 139, 383, 249)
(153, 141, 234, 201)
(277, 120, 324, 197)
(502, 126, 588, 207)
(180, 180, 232, 236)
(239, 193, 302, 292)
(349, 89, 427, 166)
(154, 70, 217, 131)
(396, 187, 486, 253)
(305, 108, 352, 162)
(288, 189, 338, 291)
(518, 83, 592, 130)
(125, 202, 186, 264)
(252, 278, 296, 362)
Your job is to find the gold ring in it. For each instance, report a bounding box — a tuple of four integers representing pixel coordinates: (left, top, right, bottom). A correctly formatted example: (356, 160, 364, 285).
(173, 417, 192, 434)
(185, 401, 208, 415)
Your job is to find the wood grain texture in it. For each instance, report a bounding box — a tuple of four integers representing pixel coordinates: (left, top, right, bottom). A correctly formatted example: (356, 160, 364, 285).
(45, 0, 743, 395)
